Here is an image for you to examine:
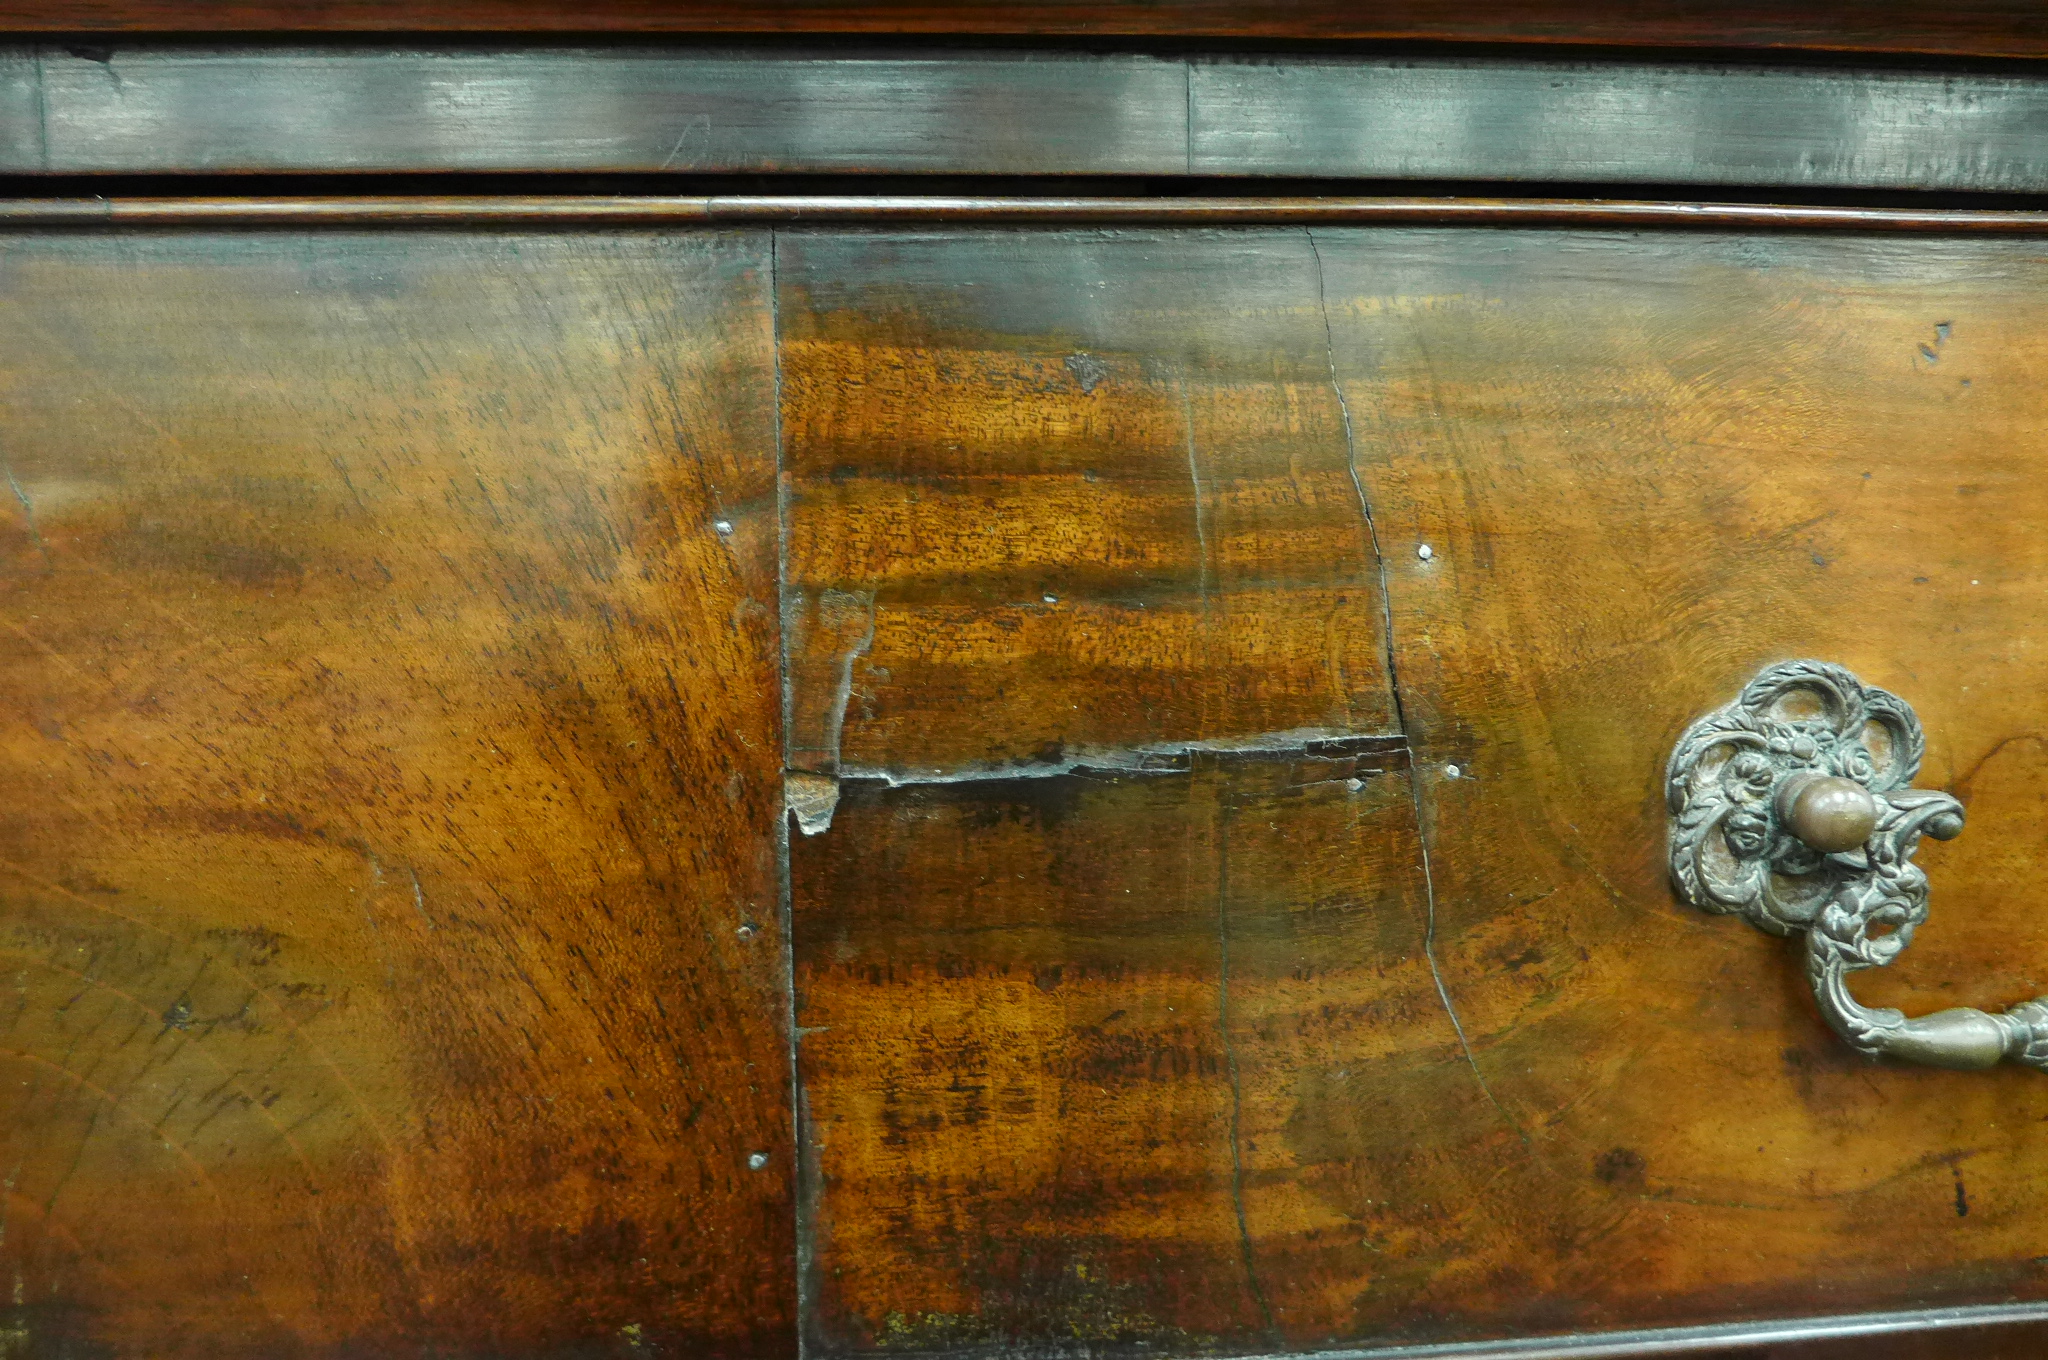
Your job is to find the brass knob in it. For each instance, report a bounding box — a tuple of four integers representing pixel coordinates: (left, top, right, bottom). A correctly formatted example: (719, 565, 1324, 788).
(1775, 773, 1880, 853)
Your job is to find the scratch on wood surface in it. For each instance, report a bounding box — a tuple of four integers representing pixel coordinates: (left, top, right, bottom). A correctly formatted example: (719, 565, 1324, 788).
(823, 592, 876, 764)
(1949, 731, 2047, 799)
(31, 50, 49, 174)
(19, 1052, 227, 1221)
(407, 867, 434, 929)
(3, 462, 49, 569)
(656, 114, 713, 171)
(0, 616, 92, 685)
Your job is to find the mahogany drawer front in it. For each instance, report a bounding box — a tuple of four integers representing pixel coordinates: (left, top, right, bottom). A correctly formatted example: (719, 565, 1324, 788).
(4, 220, 2045, 1358)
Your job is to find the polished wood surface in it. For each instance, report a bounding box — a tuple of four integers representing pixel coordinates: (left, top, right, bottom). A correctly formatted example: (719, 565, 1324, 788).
(5, 212, 2047, 1358)
(778, 231, 1398, 781)
(0, 229, 792, 1357)
(781, 230, 1431, 1351)
(782, 227, 2048, 1354)
(5, 46, 1186, 178)
(794, 752, 1431, 1353)
(0, 1, 2045, 59)
(1324, 227, 2048, 1334)
(16, 47, 2048, 194)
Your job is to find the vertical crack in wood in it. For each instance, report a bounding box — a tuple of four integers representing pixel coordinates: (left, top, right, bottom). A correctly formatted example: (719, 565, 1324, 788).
(4, 459, 51, 570)
(1182, 381, 1211, 623)
(1181, 365, 1277, 1340)
(1214, 793, 1279, 1344)
(768, 226, 815, 1360)
(1303, 228, 1521, 1138)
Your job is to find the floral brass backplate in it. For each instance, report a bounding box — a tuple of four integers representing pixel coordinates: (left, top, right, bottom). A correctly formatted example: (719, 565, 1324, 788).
(1667, 660, 2048, 1072)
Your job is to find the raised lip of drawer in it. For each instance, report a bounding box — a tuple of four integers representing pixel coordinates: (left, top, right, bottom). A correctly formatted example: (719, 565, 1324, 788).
(2, 194, 2047, 231)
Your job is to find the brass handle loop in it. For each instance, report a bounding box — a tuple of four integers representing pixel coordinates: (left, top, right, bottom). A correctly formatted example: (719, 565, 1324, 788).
(1667, 660, 2048, 1072)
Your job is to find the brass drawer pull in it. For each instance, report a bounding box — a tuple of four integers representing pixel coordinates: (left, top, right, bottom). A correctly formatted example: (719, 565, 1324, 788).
(1667, 661, 2048, 1072)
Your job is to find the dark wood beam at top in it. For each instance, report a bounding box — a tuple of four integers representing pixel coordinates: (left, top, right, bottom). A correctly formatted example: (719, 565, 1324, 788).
(4, 1, 2048, 62)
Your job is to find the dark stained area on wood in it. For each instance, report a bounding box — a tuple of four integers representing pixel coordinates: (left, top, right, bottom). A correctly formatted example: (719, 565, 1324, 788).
(0, 228, 794, 1357)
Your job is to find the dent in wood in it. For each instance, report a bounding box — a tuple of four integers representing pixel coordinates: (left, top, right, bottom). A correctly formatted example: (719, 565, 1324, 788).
(785, 769, 842, 836)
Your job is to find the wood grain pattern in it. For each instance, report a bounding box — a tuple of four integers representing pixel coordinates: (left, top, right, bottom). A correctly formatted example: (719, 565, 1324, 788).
(0, 229, 792, 1357)
(1315, 228, 2048, 1338)
(1, 1, 2046, 59)
(777, 231, 1398, 781)
(7, 211, 2048, 1360)
(793, 747, 1444, 1354)
(782, 229, 1478, 1354)
(786, 224, 2048, 1358)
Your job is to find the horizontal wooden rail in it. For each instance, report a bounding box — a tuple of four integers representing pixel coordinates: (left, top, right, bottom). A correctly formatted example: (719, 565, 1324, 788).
(0, 0, 2044, 64)
(4, 196, 2048, 231)
(10, 46, 2048, 190)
